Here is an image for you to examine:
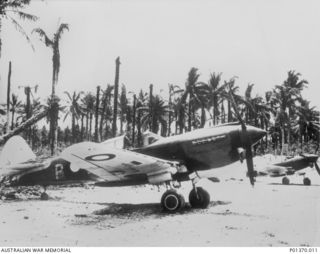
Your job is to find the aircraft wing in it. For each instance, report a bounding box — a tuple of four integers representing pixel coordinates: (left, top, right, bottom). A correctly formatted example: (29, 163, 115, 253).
(259, 165, 294, 177)
(60, 142, 177, 184)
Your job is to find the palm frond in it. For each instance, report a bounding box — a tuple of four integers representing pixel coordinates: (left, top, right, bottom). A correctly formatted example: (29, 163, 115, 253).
(8, 10, 38, 21)
(54, 23, 69, 42)
(8, 16, 34, 50)
(32, 28, 53, 47)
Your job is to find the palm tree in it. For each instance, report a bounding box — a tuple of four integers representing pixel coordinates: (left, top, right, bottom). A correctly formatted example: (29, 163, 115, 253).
(225, 79, 239, 123)
(33, 23, 69, 154)
(136, 90, 148, 146)
(94, 86, 100, 142)
(112, 57, 121, 137)
(272, 71, 308, 154)
(293, 99, 319, 149)
(10, 93, 22, 130)
(170, 85, 186, 134)
(205, 73, 226, 126)
(99, 85, 113, 140)
(283, 71, 308, 146)
(81, 92, 95, 140)
(272, 85, 295, 154)
(0, 0, 38, 58)
(140, 95, 171, 135)
(119, 84, 128, 134)
(179, 68, 209, 131)
(64, 91, 83, 143)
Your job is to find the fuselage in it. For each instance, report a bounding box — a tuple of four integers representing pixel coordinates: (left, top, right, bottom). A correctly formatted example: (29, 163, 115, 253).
(135, 124, 265, 173)
(2, 124, 266, 187)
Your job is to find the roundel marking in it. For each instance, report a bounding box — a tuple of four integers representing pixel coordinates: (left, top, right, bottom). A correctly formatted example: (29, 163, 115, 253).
(85, 153, 116, 161)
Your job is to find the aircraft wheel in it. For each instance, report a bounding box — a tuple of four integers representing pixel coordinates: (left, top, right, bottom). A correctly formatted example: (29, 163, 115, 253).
(161, 190, 185, 212)
(303, 177, 311, 186)
(282, 177, 290, 185)
(189, 187, 210, 209)
(40, 192, 49, 200)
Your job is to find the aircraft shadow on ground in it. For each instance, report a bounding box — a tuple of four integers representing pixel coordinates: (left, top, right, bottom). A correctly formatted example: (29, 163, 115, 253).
(89, 200, 231, 217)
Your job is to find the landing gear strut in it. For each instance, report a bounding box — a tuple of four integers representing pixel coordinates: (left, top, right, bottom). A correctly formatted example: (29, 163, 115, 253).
(189, 187, 210, 209)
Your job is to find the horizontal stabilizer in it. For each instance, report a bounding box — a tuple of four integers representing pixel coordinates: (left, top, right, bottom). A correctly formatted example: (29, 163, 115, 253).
(142, 131, 162, 147)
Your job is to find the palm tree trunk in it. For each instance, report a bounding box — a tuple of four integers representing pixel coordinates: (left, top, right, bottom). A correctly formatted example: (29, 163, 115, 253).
(200, 105, 206, 128)
(80, 114, 84, 141)
(281, 126, 285, 155)
(85, 112, 89, 140)
(99, 98, 106, 140)
(71, 114, 75, 143)
(149, 84, 153, 131)
(188, 99, 192, 131)
(221, 101, 225, 124)
(6, 62, 11, 134)
(137, 110, 142, 147)
(168, 87, 172, 136)
(227, 100, 232, 122)
(89, 113, 93, 141)
(50, 62, 58, 155)
(0, 109, 48, 146)
(11, 109, 15, 130)
(212, 95, 216, 126)
(112, 57, 120, 137)
(94, 86, 100, 142)
(132, 94, 136, 145)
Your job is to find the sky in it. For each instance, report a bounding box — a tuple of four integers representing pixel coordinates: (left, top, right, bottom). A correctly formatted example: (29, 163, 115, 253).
(0, 0, 319, 110)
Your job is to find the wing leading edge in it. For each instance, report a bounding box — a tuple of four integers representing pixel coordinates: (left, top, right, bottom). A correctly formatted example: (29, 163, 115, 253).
(60, 142, 177, 185)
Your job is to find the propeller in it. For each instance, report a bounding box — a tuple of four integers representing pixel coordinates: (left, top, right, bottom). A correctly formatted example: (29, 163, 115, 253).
(227, 81, 256, 186)
(300, 153, 320, 176)
(315, 162, 320, 175)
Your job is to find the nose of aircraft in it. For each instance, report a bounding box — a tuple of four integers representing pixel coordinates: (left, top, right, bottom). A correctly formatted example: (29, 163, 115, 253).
(245, 126, 267, 144)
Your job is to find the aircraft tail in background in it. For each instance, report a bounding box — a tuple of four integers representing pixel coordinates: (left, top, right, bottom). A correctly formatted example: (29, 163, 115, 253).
(0, 135, 36, 168)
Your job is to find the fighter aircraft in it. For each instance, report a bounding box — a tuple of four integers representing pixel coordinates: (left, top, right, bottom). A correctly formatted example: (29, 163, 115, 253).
(0, 123, 266, 212)
(257, 154, 320, 185)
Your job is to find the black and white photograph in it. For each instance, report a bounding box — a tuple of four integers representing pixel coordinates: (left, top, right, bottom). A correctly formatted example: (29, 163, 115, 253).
(0, 0, 319, 249)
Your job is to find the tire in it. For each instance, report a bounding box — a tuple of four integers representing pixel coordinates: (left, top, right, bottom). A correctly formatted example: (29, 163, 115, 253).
(188, 187, 210, 209)
(161, 190, 185, 212)
(303, 177, 311, 186)
(282, 177, 290, 185)
(40, 192, 49, 200)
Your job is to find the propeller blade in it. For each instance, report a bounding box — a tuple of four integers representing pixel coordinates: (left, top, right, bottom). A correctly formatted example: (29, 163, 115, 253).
(315, 162, 320, 176)
(242, 125, 255, 186)
(226, 79, 255, 186)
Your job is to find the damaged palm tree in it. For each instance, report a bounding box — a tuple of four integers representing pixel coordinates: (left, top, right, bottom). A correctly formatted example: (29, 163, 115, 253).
(0, 0, 38, 58)
(33, 23, 69, 155)
(0, 109, 48, 146)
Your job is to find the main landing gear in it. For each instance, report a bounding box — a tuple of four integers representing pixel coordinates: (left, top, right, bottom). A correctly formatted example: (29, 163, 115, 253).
(281, 175, 311, 186)
(160, 183, 211, 212)
(40, 186, 49, 200)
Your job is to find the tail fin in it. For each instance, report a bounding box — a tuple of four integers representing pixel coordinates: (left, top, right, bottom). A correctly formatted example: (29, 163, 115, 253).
(142, 131, 162, 147)
(101, 135, 125, 149)
(0, 135, 36, 167)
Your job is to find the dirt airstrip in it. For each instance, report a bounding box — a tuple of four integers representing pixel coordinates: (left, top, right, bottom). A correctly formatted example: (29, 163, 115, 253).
(0, 157, 319, 247)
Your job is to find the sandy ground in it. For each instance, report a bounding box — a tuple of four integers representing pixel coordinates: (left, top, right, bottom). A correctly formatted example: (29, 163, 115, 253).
(0, 158, 320, 247)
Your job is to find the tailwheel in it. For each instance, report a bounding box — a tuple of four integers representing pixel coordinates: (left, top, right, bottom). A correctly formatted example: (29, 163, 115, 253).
(282, 177, 290, 185)
(161, 189, 185, 213)
(189, 187, 210, 209)
(40, 186, 49, 200)
(303, 177, 311, 186)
